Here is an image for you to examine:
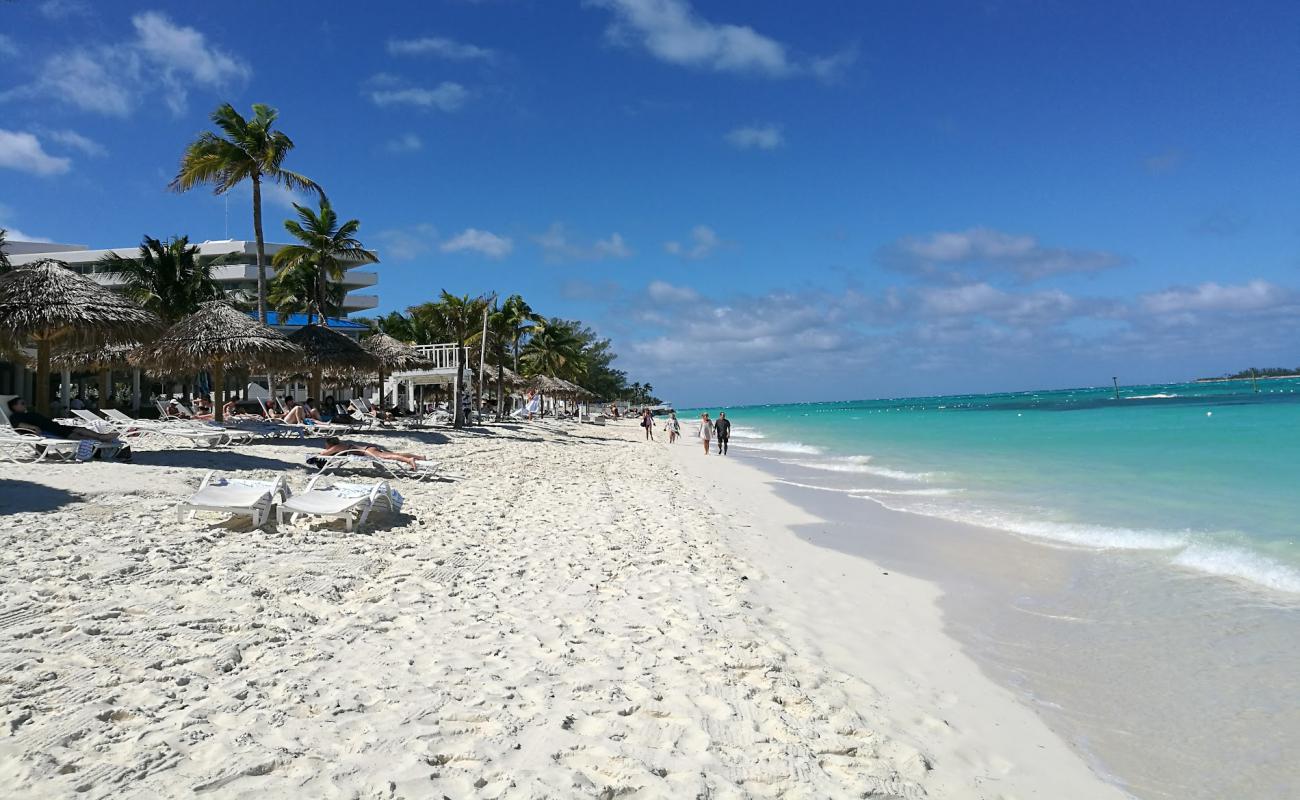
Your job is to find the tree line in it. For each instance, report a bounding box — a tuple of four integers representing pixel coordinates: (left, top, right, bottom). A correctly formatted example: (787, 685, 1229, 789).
(0, 102, 660, 406)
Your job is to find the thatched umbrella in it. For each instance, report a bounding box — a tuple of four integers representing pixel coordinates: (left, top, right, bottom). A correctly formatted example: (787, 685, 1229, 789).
(0, 259, 160, 414)
(46, 343, 138, 410)
(362, 333, 428, 409)
(484, 365, 526, 388)
(288, 324, 379, 402)
(130, 301, 304, 422)
(46, 343, 137, 371)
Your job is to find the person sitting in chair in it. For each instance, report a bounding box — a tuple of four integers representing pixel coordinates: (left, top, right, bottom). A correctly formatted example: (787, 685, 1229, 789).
(6, 397, 132, 459)
(316, 436, 424, 469)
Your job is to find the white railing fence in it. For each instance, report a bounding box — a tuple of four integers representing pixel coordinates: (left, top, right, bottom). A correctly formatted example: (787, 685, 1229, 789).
(411, 343, 461, 370)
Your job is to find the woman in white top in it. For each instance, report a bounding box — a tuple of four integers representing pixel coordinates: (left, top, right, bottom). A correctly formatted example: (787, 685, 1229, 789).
(698, 413, 714, 455)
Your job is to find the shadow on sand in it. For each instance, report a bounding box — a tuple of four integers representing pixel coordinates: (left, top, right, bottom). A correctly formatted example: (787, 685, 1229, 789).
(0, 478, 81, 513)
(133, 449, 313, 472)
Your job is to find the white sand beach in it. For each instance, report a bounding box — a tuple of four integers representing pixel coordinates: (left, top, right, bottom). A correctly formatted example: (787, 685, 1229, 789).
(0, 420, 1124, 798)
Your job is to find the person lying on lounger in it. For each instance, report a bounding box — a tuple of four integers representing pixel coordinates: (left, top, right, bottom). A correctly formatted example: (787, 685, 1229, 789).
(318, 436, 425, 469)
(6, 397, 132, 459)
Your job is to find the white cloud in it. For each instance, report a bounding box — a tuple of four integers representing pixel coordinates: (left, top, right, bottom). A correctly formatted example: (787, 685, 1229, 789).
(593, 0, 791, 76)
(440, 228, 514, 259)
(918, 282, 1076, 323)
(374, 224, 439, 261)
(45, 129, 106, 157)
(0, 203, 52, 243)
(0, 12, 250, 116)
(37, 0, 90, 19)
(385, 133, 423, 153)
(535, 223, 633, 262)
(613, 273, 1300, 404)
(132, 11, 250, 115)
(1140, 281, 1295, 315)
(591, 0, 855, 79)
(0, 130, 72, 176)
(370, 82, 468, 112)
(647, 280, 699, 303)
(388, 36, 497, 62)
(0, 34, 18, 58)
(879, 227, 1124, 282)
(725, 123, 783, 150)
(664, 225, 720, 259)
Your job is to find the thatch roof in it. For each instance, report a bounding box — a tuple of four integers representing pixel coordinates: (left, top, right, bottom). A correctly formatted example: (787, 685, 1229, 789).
(0, 259, 159, 349)
(480, 365, 526, 387)
(130, 301, 304, 373)
(288, 324, 380, 372)
(362, 333, 428, 370)
(528, 374, 567, 393)
(45, 342, 138, 370)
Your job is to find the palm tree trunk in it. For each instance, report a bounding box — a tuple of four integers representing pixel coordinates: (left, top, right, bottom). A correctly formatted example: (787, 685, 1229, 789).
(454, 345, 466, 428)
(316, 265, 327, 327)
(252, 173, 267, 324)
(496, 360, 505, 421)
(512, 337, 519, 373)
(98, 369, 111, 410)
(213, 361, 226, 423)
(35, 337, 50, 415)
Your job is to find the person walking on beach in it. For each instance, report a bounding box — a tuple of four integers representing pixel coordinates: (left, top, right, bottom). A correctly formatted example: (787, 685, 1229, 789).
(714, 411, 731, 455)
(698, 412, 713, 455)
(665, 411, 680, 443)
(641, 408, 655, 441)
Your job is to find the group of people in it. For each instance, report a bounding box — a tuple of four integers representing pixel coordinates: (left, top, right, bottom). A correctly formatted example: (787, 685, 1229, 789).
(639, 409, 732, 455)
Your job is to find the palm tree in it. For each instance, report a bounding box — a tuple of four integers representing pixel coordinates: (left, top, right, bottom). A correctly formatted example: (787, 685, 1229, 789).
(170, 102, 322, 322)
(97, 236, 221, 324)
(522, 320, 587, 380)
(629, 381, 643, 405)
(271, 199, 376, 326)
(0, 228, 11, 274)
(268, 257, 343, 321)
(424, 290, 487, 427)
(470, 302, 516, 421)
(501, 294, 542, 372)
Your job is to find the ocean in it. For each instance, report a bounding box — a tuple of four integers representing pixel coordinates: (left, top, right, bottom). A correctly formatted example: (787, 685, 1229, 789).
(688, 377, 1300, 594)
(684, 377, 1300, 798)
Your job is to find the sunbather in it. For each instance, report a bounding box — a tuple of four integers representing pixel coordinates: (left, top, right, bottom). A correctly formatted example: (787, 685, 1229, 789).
(281, 399, 307, 424)
(318, 436, 425, 469)
(6, 397, 131, 458)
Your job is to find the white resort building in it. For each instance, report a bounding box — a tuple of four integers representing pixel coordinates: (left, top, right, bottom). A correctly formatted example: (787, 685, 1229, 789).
(4, 238, 379, 315)
(0, 238, 382, 407)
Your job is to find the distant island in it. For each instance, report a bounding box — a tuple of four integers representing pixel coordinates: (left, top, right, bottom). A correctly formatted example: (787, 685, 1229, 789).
(1196, 367, 1300, 382)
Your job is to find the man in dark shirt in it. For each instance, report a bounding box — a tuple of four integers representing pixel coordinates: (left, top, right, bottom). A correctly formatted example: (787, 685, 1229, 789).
(6, 397, 123, 444)
(714, 411, 732, 455)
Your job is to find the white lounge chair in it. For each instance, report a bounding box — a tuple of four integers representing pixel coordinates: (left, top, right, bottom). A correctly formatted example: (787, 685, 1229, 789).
(133, 406, 256, 446)
(276, 477, 403, 532)
(177, 471, 290, 528)
(0, 429, 83, 463)
(306, 449, 456, 482)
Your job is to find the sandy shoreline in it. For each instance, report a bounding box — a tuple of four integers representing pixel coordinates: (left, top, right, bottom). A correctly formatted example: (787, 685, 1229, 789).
(0, 419, 1119, 798)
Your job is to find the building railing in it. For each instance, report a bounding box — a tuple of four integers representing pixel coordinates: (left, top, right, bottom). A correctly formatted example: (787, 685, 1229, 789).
(411, 343, 461, 370)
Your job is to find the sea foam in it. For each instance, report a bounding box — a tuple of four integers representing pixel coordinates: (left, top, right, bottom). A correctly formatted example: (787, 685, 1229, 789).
(785, 455, 932, 482)
(733, 440, 823, 455)
(1172, 545, 1300, 594)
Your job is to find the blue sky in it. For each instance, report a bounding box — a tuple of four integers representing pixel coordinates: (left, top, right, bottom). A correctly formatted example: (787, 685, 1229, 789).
(2, 0, 1298, 406)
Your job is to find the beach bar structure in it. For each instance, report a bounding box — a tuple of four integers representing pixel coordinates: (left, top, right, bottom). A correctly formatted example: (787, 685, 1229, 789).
(386, 344, 469, 411)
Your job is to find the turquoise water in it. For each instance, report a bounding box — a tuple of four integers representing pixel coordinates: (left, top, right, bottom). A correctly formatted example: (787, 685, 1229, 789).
(686, 378, 1300, 593)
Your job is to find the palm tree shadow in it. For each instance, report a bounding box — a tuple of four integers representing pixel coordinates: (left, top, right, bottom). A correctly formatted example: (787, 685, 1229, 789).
(133, 450, 306, 471)
(0, 479, 80, 513)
